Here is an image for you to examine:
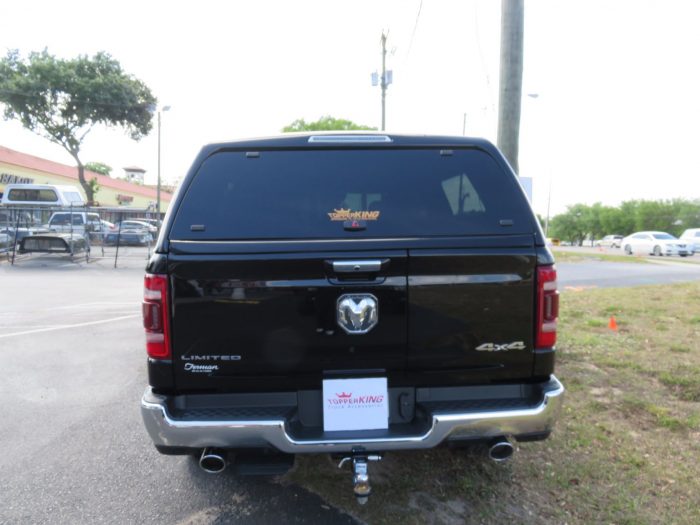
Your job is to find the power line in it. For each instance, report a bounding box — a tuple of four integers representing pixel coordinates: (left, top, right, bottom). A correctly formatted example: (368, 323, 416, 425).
(406, 0, 423, 57)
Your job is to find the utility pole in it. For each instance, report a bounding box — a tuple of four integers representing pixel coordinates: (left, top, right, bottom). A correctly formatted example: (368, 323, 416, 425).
(156, 110, 161, 216)
(462, 113, 467, 136)
(496, 0, 524, 173)
(380, 31, 388, 131)
(156, 105, 171, 217)
(371, 32, 392, 129)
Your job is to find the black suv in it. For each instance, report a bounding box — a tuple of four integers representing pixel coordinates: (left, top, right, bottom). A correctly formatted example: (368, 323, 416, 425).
(140, 133, 563, 500)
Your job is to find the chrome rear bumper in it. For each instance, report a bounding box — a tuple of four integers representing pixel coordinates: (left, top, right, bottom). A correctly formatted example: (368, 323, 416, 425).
(141, 376, 564, 454)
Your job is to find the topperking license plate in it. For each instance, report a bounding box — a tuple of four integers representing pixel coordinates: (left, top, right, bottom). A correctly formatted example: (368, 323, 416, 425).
(322, 377, 389, 432)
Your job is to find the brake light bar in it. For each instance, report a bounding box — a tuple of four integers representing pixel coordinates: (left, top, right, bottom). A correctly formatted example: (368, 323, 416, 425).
(143, 274, 171, 359)
(536, 265, 559, 348)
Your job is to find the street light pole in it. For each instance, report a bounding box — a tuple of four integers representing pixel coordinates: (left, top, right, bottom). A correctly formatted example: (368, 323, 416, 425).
(156, 105, 171, 217)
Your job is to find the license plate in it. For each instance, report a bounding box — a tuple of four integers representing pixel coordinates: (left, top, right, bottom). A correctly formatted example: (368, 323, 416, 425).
(322, 377, 389, 432)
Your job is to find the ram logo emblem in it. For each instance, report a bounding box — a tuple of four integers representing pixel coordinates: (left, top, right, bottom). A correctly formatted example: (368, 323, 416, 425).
(337, 294, 379, 334)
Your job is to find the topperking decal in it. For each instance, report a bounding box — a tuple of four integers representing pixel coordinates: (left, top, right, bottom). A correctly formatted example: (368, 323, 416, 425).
(327, 208, 381, 221)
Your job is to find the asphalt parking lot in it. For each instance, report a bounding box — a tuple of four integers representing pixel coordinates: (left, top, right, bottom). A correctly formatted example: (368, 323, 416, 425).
(2, 250, 700, 524)
(0, 257, 358, 525)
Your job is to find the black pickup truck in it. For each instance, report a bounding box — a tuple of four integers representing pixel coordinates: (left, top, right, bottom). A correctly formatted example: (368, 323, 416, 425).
(141, 133, 563, 500)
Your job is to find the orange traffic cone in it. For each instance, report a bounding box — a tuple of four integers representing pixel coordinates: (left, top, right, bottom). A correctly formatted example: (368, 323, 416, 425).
(608, 316, 618, 331)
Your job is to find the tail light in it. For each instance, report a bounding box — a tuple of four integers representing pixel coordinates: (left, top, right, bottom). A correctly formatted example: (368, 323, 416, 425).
(536, 265, 559, 348)
(143, 274, 171, 359)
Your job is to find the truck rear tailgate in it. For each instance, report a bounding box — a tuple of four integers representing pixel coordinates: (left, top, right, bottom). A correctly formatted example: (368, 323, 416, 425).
(169, 249, 408, 391)
(408, 243, 536, 381)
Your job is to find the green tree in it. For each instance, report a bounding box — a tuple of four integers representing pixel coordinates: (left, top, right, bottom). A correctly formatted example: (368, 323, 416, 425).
(617, 200, 639, 234)
(85, 161, 112, 176)
(633, 200, 677, 233)
(0, 49, 156, 204)
(87, 178, 100, 202)
(673, 199, 700, 235)
(549, 204, 590, 245)
(282, 115, 376, 132)
(598, 205, 627, 236)
(548, 199, 700, 243)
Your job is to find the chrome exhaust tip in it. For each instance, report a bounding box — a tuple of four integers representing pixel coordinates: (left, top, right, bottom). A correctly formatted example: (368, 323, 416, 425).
(488, 438, 514, 462)
(199, 447, 227, 474)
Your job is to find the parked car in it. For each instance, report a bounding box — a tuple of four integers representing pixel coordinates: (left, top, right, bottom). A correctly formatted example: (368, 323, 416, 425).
(0, 226, 46, 244)
(679, 228, 700, 253)
(621, 231, 693, 256)
(0, 210, 36, 228)
(137, 218, 162, 230)
(103, 230, 152, 246)
(114, 220, 158, 235)
(45, 211, 103, 237)
(0, 231, 10, 253)
(595, 235, 623, 248)
(140, 133, 564, 501)
(100, 219, 116, 231)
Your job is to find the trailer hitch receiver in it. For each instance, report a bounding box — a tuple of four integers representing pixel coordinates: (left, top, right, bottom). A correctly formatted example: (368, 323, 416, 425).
(338, 452, 382, 504)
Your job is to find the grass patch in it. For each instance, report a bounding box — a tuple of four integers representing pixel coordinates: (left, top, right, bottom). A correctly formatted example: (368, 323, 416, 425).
(553, 250, 648, 264)
(286, 283, 700, 524)
(658, 371, 700, 402)
(669, 344, 691, 353)
(585, 318, 606, 328)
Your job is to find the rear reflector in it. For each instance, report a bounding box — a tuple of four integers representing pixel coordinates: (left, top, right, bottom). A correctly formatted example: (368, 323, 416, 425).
(536, 265, 559, 348)
(143, 274, 171, 359)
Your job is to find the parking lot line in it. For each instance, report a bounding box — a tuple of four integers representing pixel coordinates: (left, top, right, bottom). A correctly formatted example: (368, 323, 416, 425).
(0, 314, 139, 339)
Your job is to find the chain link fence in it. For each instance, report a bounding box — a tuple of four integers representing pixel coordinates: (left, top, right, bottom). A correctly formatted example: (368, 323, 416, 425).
(0, 205, 163, 267)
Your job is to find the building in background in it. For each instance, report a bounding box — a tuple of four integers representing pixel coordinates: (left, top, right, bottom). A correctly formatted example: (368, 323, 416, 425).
(122, 166, 146, 185)
(0, 146, 173, 210)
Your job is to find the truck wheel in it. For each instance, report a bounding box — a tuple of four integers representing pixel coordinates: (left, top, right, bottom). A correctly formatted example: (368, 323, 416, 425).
(653, 245, 662, 256)
(624, 245, 632, 255)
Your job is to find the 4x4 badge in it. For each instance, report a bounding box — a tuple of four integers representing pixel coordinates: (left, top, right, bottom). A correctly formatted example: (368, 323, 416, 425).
(475, 341, 527, 352)
(337, 294, 379, 334)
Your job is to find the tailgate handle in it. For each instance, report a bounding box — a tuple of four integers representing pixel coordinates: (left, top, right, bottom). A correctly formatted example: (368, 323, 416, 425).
(332, 260, 383, 273)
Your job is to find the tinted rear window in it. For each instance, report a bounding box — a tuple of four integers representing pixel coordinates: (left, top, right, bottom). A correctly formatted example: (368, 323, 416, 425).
(171, 148, 534, 240)
(8, 189, 58, 202)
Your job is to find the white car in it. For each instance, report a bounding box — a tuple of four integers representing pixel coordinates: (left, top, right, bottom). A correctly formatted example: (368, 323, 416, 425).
(680, 228, 700, 253)
(595, 235, 623, 248)
(621, 231, 693, 257)
(114, 220, 158, 235)
(45, 211, 103, 237)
